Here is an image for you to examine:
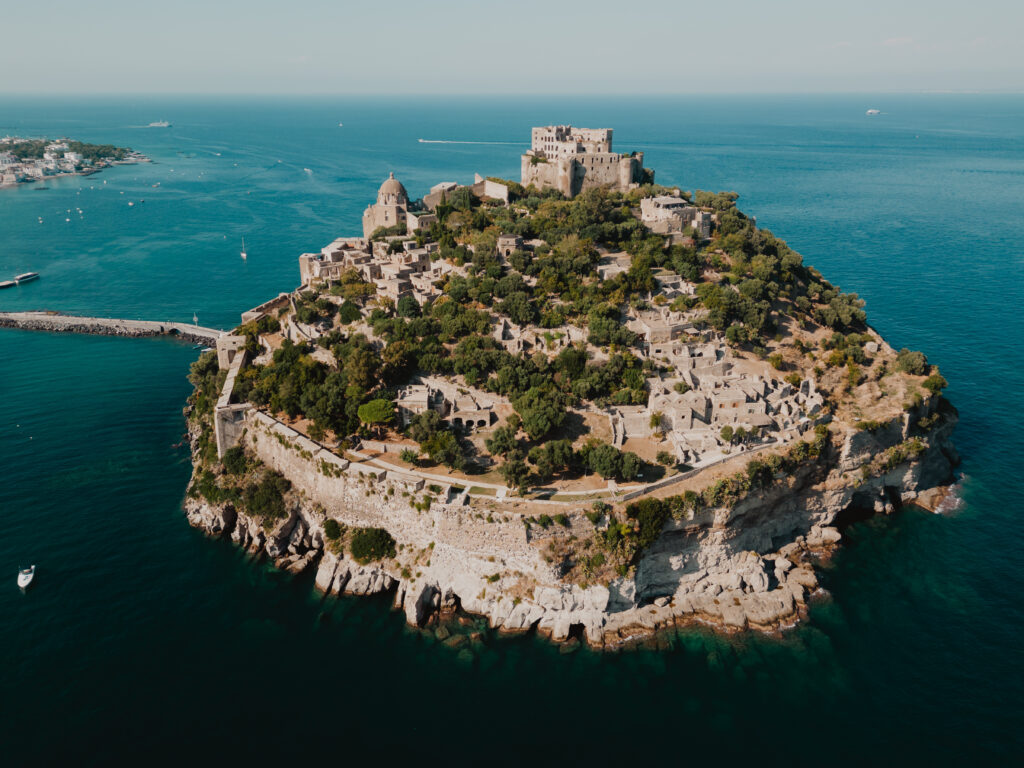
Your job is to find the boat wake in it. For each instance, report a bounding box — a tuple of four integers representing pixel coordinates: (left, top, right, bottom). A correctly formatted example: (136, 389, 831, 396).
(418, 139, 520, 145)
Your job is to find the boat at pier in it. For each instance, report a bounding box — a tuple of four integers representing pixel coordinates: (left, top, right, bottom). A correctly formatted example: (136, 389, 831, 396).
(15, 272, 39, 283)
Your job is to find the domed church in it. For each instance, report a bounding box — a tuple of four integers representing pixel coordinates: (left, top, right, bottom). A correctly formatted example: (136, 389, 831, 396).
(362, 172, 409, 238)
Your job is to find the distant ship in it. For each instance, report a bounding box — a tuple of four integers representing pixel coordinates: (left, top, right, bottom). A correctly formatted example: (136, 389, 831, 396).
(240, 236, 247, 260)
(338, 122, 344, 127)
(148, 120, 172, 128)
(15, 272, 40, 283)
(866, 109, 881, 116)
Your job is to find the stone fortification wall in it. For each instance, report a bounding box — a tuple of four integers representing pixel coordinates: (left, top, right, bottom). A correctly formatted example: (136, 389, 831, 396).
(243, 410, 532, 563)
(213, 349, 251, 458)
(187, 396, 958, 647)
(520, 153, 647, 199)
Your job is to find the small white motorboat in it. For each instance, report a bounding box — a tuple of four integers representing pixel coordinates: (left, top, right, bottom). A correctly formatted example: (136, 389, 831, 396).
(17, 565, 35, 589)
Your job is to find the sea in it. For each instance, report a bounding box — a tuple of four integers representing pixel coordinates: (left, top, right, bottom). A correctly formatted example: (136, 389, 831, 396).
(1, 95, 1022, 765)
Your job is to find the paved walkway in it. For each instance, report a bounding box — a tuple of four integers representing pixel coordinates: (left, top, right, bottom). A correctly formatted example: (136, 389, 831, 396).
(0, 311, 225, 345)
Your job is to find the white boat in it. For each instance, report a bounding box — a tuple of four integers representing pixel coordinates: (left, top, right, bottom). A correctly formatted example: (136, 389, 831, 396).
(338, 122, 343, 127)
(866, 109, 881, 116)
(17, 565, 35, 589)
(148, 121, 171, 128)
(240, 236, 247, 260)
(15, 272, 39, 283)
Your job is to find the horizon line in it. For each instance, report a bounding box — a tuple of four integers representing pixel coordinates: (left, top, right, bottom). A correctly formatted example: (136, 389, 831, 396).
(2, 90, 1023, 98)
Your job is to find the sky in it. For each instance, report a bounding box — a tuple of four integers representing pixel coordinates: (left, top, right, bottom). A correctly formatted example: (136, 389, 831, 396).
(0, 0, 1021, 94)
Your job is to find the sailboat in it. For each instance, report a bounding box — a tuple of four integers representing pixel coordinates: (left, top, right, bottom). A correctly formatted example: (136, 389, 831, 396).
(240, 236, 247, 260)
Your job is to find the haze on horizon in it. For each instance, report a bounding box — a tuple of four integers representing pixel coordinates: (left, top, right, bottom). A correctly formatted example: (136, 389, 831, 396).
(1, 0, 1021, 95)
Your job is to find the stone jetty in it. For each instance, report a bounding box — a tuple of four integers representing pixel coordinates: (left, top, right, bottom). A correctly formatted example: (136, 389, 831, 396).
(0, 311, 224, 345)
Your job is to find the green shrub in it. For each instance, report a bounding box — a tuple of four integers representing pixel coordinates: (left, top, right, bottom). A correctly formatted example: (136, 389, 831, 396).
(221, 446, 247, 475)
(896, 348, 929, 376)
(323, 519, 341, 540)
(554, 513, 570, 527)
(349, 527, 397, 564)
(922, 372, 948, 395)
(242, 471, 291, 521)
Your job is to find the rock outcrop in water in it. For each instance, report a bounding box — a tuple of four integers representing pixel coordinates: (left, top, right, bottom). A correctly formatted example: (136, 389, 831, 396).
(179, 158, 960, 650)
(183, 393, 958, 649)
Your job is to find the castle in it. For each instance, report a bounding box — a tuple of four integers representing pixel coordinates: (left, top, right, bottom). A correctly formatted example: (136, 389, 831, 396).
(520, 125, 650, 198)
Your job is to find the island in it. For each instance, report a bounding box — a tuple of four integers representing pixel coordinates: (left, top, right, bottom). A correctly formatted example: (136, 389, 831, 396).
(0, 137, 148, 187)
(184, 125, 959, 650)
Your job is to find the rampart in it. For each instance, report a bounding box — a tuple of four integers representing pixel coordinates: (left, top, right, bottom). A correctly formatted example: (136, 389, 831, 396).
(242, 409, 535, 564)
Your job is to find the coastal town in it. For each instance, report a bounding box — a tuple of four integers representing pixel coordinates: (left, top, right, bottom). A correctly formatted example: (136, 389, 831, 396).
(182, 125, 958, 647)
(0, 136, 147, 187)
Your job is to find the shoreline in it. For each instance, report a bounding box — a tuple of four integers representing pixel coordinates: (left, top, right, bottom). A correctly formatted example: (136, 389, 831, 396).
(182, 393, 959, 650)
(0, 154, 150, 189)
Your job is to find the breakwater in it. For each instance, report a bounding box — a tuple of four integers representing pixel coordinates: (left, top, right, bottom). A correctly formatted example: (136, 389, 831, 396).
(0, 311, 224, 345)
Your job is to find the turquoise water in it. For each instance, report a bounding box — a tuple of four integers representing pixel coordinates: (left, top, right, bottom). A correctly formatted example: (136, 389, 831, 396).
(2, 95, 1022, 764)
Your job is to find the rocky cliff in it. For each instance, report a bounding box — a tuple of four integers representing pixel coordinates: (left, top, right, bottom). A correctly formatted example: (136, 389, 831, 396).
(183, 394, 958, 650)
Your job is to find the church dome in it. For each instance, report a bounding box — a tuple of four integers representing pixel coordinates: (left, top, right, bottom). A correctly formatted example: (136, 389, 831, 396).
(377, 172, 408, 204)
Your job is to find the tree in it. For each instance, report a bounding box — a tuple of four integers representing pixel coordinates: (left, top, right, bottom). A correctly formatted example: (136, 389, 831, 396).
(423, 430, 464, 469)
(338, 301, 362, 324)
(409, 410, 442, 444)
(720, 425, 734, 444)
(399, 448, 419, 464)
(513, 386, 567, 441)
(357, 399, 394, 436)
(656, 450, 675, 466)
(396, 295, 421, 318)
(527, 439, 575, 482)
(649, 411, 664, 431)
(587, 443, 622, 479)
(500, 455, 530, 490)
(620, 452, 642, 481)
(485, 425, 519, 457)
(498, 292, 537, 325)
(343, 345, 380, 392)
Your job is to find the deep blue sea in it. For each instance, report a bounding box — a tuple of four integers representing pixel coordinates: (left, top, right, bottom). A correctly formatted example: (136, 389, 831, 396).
(1, 95, 1022, 765)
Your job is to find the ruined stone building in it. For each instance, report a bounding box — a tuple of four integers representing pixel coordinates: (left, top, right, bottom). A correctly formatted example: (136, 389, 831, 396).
(640, 195, 712, 240)
(521, 125, 650, 198)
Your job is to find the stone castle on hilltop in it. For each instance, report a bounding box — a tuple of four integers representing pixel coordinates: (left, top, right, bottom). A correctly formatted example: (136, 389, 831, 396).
(520, 125, 650, 198)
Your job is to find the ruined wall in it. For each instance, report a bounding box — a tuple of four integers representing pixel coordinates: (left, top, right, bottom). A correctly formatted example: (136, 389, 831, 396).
(243, 410, 533, 563)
